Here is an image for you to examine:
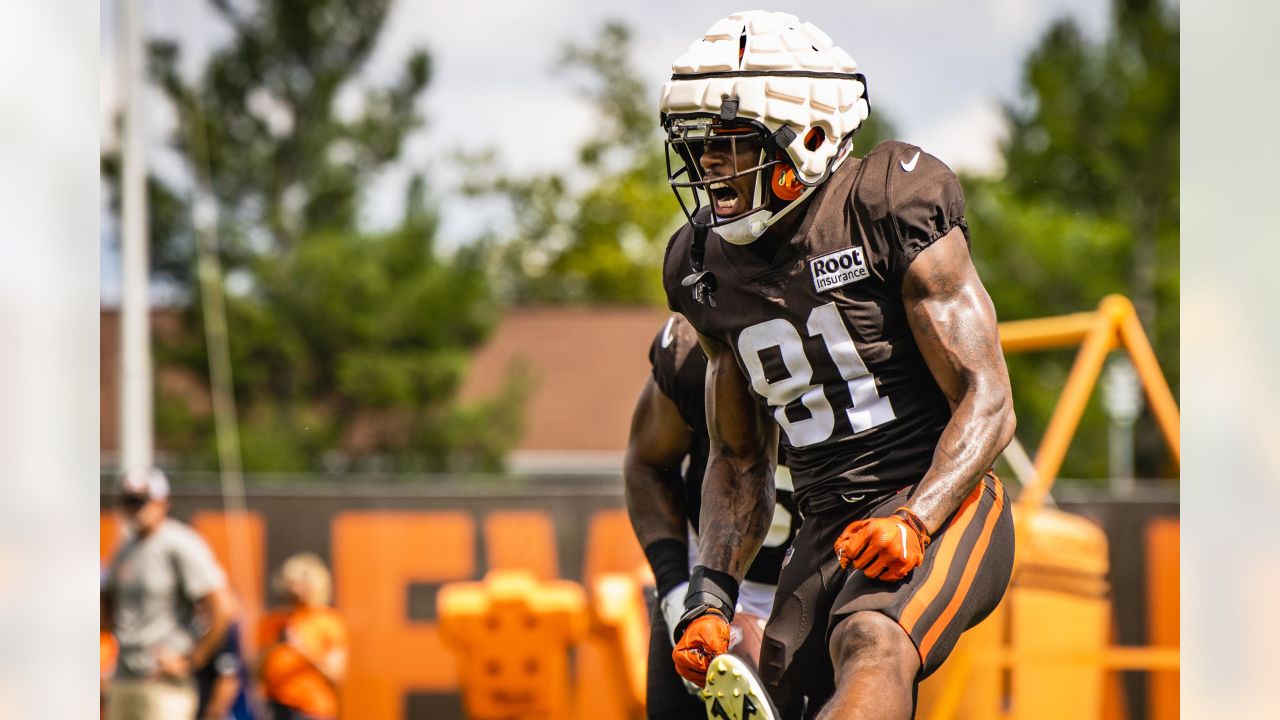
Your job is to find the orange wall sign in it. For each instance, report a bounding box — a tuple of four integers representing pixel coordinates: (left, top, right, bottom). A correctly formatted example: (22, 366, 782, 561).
(333, 511, 476, 719)
(101, 507, 641, 718)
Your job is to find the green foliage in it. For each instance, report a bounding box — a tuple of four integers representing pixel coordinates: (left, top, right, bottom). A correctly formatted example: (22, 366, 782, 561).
(105, 0, 523, 473)
(848, 113, 898, 159)
(461, 23, 678, 305)
(464, 22, 899, 307)
(966, 180, 1133, 478)
(970, 0, 1179, 478)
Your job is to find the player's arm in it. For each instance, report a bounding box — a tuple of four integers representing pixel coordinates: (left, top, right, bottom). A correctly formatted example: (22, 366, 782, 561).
(697, 330, 778, 579)
(200, 667, 240, 720)
(623, 377, 693, 596)
(834, 227, 1013, 581)
(101, 587, 114, 634)
(900, 227, 1014, 530)
(670, 331, 777, 686)
(189, 587, 234, 670)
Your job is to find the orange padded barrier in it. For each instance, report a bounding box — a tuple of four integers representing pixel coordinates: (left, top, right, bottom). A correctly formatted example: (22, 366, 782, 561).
(581, 509, 647, 586)
(573, 510, 649, 720)
(333, 511, 476, 719)
(1008, 508, 1110, 719)
(584, 569, 653, 719)
(438, 569, 588, 720)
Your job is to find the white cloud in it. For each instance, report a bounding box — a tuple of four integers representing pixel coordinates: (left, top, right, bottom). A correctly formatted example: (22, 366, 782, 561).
(913, 99, 1008, 176)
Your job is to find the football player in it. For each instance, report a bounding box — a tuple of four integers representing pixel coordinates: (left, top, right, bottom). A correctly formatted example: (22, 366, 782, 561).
(657, 11, 1017, 720)
(625, 313, 802, 718)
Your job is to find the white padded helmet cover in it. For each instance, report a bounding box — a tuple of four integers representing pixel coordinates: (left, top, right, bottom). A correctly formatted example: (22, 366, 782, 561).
(660, 10, 870, 185)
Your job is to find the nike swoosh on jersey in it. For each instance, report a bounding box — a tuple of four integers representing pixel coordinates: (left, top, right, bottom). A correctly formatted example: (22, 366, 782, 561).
(661, 317, 676, 347)
(900, 150, 921, 172)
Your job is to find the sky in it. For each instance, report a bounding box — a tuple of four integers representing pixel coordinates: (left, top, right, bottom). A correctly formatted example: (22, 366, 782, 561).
(100, 0, 1116, 302)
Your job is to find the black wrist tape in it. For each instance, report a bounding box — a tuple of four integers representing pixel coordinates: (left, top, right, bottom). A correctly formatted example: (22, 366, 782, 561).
(686, 565, 739, 618)
(671, 565, 739, 643)
(643, 539, 690, 598)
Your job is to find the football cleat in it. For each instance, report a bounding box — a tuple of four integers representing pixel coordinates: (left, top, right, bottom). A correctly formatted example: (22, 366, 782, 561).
(699, 654, 780, 720)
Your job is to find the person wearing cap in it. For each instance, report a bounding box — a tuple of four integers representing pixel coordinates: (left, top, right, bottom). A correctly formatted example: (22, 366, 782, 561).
(102, 468, 234, 719)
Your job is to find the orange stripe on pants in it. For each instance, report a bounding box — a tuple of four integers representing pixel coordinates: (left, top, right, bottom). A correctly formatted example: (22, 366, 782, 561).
(898, 479, 987, 635)
(916, 480, 1006, 661)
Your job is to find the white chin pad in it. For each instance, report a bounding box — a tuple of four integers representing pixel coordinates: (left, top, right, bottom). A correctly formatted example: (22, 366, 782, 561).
(713, 156, 769, 245)
(716, 212, 772, 245)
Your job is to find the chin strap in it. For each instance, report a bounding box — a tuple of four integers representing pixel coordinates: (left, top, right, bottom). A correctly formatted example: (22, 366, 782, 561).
(749, 183, 818, 237)
(684, 152, 817, 307)
(682, 223, 717, 307)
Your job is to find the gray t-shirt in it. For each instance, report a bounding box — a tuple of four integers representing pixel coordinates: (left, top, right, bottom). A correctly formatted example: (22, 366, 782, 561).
(105, 519, 226, 679)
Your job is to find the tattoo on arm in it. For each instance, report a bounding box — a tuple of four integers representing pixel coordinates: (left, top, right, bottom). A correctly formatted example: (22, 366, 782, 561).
(902, 227, 1015, 532)
(696, 331, 778, 579)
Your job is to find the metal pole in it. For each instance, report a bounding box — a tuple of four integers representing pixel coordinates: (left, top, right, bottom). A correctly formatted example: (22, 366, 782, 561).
(119, 0, 153, 474)
(1103, 357, 1141, 494)
(1021, 300, 1120, 509)
(190, 113, 253, 641)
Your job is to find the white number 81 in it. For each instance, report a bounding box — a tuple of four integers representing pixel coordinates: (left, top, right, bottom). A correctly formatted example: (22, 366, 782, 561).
(737, 302, 896, 447)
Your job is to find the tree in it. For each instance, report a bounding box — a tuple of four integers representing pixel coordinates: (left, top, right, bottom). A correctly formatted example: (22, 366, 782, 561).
(104, 0, 524, 473)
(1003, 0, 1178, 345)
(967, 0, 1178, 478)
(464, 21, 897, 306)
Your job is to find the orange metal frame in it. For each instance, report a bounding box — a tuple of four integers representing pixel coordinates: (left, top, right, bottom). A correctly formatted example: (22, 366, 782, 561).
(999, 294, 1180, 506)
(926, 294, 1181, 720)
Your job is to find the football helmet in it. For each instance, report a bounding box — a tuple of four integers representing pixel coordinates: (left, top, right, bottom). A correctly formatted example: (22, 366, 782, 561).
(660, 11, 871, 245)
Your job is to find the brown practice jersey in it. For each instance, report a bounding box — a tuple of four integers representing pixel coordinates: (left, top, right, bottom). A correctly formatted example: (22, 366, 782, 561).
(663, 140, 965, 508)
(649, 313, 802, 585)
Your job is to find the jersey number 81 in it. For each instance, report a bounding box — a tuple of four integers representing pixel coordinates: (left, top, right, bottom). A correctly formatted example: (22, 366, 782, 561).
(737, 302, 896, 447)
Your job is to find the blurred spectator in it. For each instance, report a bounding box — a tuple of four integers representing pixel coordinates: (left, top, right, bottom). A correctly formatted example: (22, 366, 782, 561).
(101, 628, 118, 717)
(102, 468, 234, 719)
(257, 554, 348, 720)
(194, 620, 256, 720)
(102, 568, 118, 717)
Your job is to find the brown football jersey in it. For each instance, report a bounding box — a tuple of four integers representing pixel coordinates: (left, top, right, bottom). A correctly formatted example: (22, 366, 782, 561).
(648, 313, 802, 584)
(663, 140, 965, 507)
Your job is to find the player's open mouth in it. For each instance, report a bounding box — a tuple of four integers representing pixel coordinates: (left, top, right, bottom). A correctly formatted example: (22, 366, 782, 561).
(709, 182, 742, 215)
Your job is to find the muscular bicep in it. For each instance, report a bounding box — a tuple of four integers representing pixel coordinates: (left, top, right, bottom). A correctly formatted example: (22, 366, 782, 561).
(625, 378, 693, 471)
(901, 227, 1009, 409)
(697, 332, 777, 464)
(623, 378, 693, 547)
(694, 330, 778, 576)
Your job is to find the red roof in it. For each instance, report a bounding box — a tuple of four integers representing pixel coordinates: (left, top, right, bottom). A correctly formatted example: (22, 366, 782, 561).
(459, 307, 669, 454)
(102, 307, 671, 460)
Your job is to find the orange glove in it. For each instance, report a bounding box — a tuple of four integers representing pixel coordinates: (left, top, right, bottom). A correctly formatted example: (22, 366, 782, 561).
(671, 610, 730, 686)
(834, 507, 931, 582)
